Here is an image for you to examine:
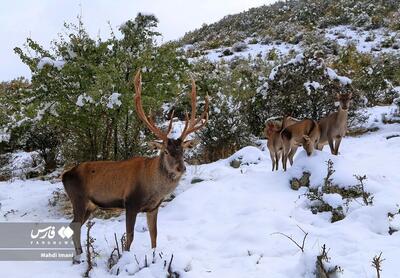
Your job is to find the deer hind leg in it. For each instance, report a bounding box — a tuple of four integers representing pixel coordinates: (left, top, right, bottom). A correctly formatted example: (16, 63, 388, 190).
(82, 201, 96, 223)
(146, 208, 159, 249)
(316, 143, 324, 151)
(282, 143, 290, 171)
(125, 206, 138, 251)
(334, 137, 342, 155)
(70, 198, 89, 264)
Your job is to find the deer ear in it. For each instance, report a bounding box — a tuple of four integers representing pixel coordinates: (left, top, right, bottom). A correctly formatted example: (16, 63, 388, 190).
(336, 93, 340, 100)
(182, 139, 199, 149)
(303, 135, 311, 141)
(148, 141, 164, 150)
(348, 92, 353, 99)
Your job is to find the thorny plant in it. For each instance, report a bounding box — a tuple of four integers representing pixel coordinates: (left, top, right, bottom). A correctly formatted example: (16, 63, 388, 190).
(304, 160, 374, 222)
(84, 221, 99, 277)
(316, 244, 343, 277)
(371, 252, 385, 278)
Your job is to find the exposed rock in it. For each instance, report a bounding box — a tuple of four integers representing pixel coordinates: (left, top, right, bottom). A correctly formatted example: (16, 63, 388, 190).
(290, 171, 311, 190)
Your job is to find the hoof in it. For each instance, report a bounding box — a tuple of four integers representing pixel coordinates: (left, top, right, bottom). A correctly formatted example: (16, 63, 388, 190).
(72, 254, 83, 264)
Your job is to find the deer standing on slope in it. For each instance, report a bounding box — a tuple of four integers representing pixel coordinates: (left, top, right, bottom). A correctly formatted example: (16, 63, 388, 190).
(281, 119, 320, 171)
(62, 71, 209, 263)
(317, 93, 352, 155)
(265, 116, 299, 171)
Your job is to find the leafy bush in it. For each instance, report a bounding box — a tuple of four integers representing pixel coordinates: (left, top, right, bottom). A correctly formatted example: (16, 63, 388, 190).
(196, 92, 251, 163)
(261, 53, 366, 126)
(11, 14, 190, 164)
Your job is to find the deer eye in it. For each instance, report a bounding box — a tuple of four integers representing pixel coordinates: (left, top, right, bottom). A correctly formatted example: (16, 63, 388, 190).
(164, 150, 169, 155)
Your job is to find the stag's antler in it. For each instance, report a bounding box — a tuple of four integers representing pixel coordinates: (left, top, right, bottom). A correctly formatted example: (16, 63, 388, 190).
(179, 77, 209, 140)
(134, 70, 174, 141)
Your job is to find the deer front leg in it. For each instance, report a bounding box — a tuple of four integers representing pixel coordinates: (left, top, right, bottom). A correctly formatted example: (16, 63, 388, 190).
(275, 152, 280, 171)
(282, 145, 290, 171)
(328, 138, 335, 155)
(269, 152, 276, 171)
(125, 207, 138, 251)
(288, 146, 298, 166)
(334, 137, 342, 155)
(146, 208, 159, 249)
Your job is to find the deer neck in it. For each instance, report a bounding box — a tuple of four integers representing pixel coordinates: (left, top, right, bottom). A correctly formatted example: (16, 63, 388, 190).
(158, 153, 182, 183)
(338, 106, 348, 118)
(336, 106, 348, 127)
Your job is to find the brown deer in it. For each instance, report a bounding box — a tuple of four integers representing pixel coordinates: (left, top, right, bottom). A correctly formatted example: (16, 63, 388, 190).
(62, 71, 209, 263)
(264, 116, 299, 171)
(281, 119, 320, 171)
(317, 93, 352, 155)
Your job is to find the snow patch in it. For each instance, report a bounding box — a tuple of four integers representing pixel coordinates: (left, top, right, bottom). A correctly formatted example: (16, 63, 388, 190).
(322, 193, 344, 209)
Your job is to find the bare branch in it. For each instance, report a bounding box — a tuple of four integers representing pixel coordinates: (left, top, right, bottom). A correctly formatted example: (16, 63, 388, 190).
(271, 226, 308, 253)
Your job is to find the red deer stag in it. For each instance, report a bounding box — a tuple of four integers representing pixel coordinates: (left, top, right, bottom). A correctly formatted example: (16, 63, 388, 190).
(264, 116, 299, 171)
(62, 70, 209, 263)
(281, 119, 320, 171)
(317, 92, 352, 155)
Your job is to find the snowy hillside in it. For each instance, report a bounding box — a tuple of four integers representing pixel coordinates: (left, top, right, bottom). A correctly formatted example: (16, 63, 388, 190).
(184, 25, 400, 63)
(0, 105, 399, 277)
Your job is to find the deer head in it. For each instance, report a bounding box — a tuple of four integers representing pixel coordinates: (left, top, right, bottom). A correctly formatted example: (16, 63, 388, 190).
(302, 135, 314, 156)
(134, 70, 209, 178)
(265, 122, 279, 139)
(336, 92, 352, 110)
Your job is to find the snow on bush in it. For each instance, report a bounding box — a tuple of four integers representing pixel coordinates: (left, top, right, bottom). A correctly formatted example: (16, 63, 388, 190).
(2, 151, 46, 179)
(196, 92, 251, 162)
(325, 67, 352, 85)
(269, 53, 304, 81)
(37, 57, 65, 70)
(106, 92, 122, 109)
(322, 193, 344, 209)
(0, 128, 10, 143)
(76, 93, 94, 107)
(227, 146, 266, 167)
(304, 81, 322, 95)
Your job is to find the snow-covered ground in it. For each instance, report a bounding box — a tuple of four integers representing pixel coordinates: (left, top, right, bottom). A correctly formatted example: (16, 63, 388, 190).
(0, 105, 399, 277)
(325, 26, 399, 54)
(185, 25, 399, 64)
(186, 39, 301, 63)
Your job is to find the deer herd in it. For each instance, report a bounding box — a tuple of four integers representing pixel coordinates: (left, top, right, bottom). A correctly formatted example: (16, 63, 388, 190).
(265, 92, 352, 171)
(62, 70, 352, 263)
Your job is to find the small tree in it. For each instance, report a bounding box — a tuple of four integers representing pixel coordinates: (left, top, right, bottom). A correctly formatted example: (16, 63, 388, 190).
(13, 13, 190, 163)
(196, 92, 251, 163)
(266, 53, 365, 126)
